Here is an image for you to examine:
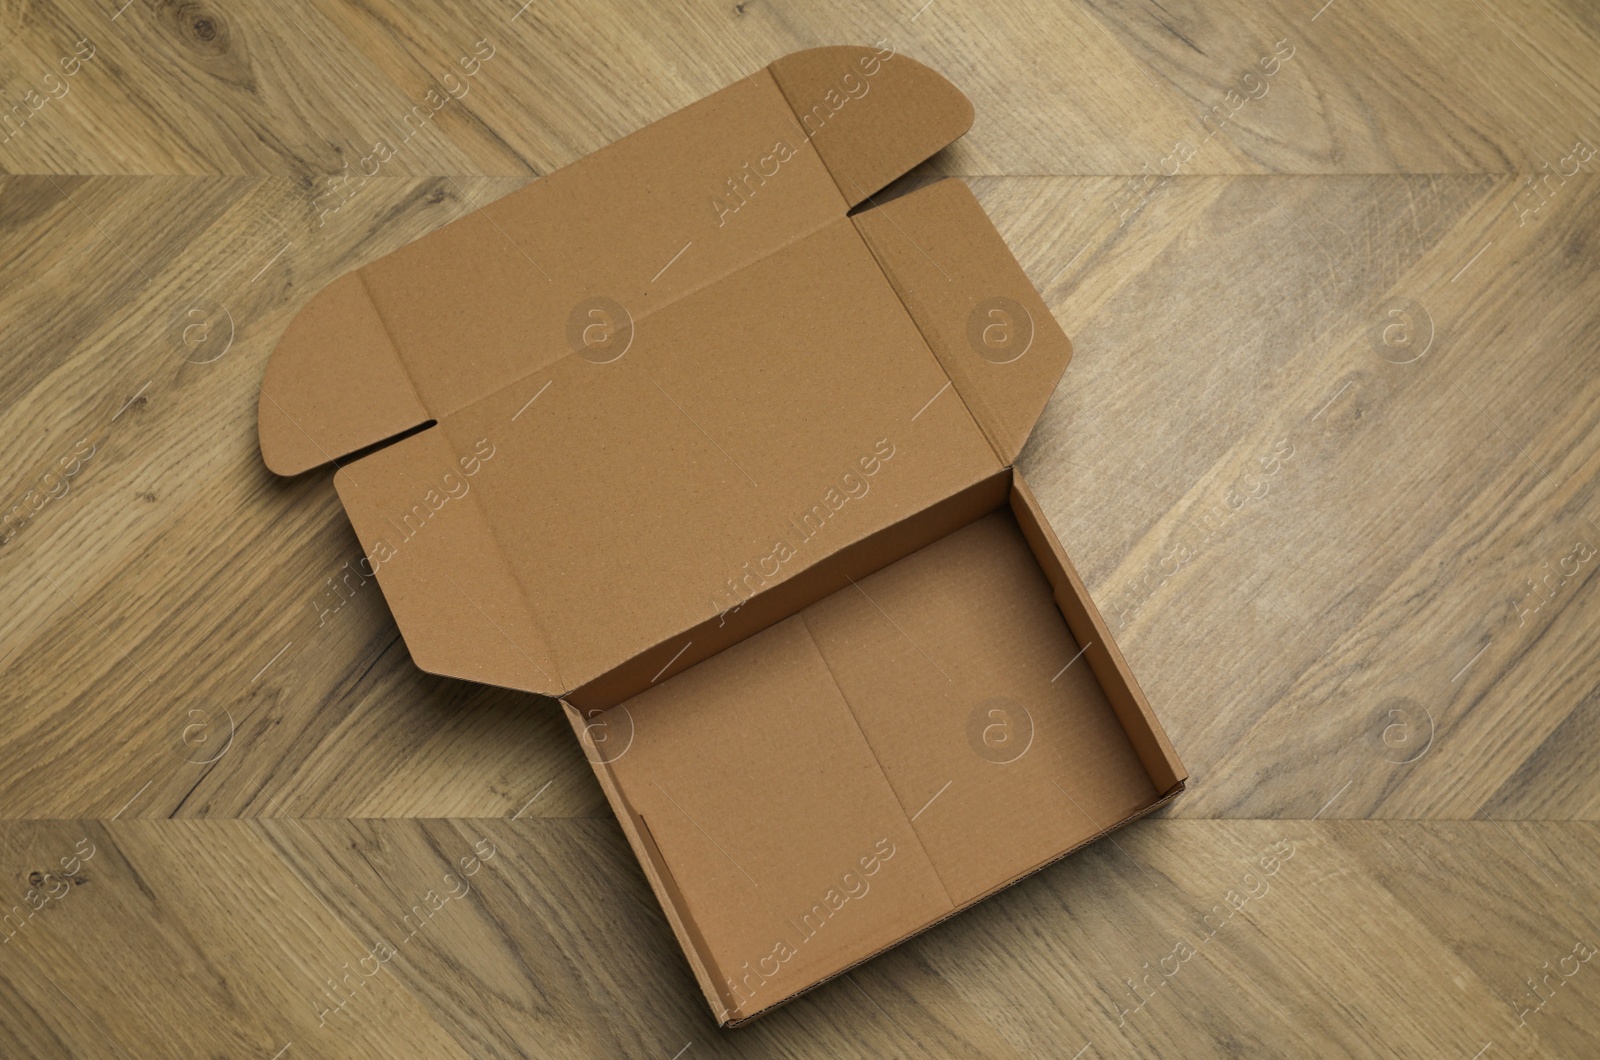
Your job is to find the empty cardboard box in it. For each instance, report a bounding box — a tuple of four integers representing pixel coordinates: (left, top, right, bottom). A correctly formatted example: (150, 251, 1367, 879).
(258, 43, 1185, 1026)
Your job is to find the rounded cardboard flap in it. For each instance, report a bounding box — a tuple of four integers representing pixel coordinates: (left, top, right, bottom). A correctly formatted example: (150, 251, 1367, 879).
(258, 271, 430, 476)
(769, 45, 974, 208)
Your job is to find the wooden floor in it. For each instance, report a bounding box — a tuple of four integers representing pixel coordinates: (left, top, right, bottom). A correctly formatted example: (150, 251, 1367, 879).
(2, 0, 1598, 1056)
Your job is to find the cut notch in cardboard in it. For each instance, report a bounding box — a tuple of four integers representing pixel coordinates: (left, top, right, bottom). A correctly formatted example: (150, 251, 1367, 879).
(257, 44, 1185, 1028)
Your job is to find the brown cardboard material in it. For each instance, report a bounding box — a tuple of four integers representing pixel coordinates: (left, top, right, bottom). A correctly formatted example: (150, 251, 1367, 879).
(258, 44, 1186, 1027)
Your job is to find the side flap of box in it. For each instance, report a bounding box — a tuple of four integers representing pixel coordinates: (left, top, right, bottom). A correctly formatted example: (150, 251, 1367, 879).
(562, 702, 734, 1023)
(853, 179, 1072, 465)
(259, 272, 431, 476)
(1009, 472, 1187, 794)
(332, 426, 563, 694)
(769, 46, 974, 207)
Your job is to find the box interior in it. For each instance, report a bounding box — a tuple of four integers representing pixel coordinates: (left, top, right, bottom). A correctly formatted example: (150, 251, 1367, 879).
(576, 472, 1183, 1023)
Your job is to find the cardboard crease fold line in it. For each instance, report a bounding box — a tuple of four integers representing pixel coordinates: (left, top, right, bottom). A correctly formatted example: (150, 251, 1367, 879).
(796, 608, 959, 909)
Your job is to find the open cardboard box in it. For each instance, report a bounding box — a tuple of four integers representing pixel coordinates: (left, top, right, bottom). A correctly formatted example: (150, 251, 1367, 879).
(259, 44, 1185, 1025)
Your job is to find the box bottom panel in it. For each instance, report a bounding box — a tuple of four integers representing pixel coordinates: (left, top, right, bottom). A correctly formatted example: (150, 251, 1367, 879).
(595, 508, 1165, 1022)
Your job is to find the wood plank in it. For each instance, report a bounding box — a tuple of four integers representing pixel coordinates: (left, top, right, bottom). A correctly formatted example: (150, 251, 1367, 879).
(1, 1, 1596, 177)
(0, 820, 1594, 1056)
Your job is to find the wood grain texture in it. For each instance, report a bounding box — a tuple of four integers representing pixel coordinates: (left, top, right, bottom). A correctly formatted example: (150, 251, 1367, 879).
(1, 0, 1597, 1055)
(0, 821, 1597, 1057)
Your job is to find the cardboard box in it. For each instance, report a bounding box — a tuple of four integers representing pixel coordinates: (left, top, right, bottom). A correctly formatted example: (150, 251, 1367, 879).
(258, 44, 1185, 1026)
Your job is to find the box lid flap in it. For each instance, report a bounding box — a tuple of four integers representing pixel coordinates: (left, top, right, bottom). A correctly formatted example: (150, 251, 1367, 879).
(259, 46, 971, 476)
